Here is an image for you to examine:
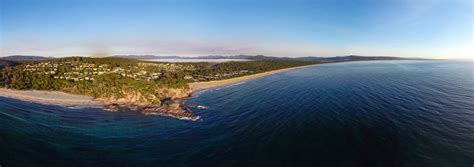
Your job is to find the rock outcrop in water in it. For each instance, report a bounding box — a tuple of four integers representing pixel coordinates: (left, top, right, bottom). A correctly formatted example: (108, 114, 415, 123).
(104, 102, 199, 121)
(100, 87, 199, 120)
(142, 103, 199, 121)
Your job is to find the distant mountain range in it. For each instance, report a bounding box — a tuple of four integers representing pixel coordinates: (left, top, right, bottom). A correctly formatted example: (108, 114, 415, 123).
(0, 55, 54, 62)
(1, 54, 428, 65)
(0, 56, 54, 69)
(291, 55, 428, 62)
(113, 54, 427, 62)
(0, 60, 21, 69)
(113, 54, 275, 60)
(113, 55, 182, 59)
(113, 55, 254, 59)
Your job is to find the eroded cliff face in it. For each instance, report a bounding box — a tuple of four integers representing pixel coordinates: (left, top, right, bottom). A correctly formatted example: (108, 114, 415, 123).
(160, 88, 192, 100)
(97, 87, 191, 105)
(97, 87, 198, 120)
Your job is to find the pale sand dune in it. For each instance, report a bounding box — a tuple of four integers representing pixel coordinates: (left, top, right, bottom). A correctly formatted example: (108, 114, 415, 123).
(189, 64, 319, 92)
(0, 88, 102, 106)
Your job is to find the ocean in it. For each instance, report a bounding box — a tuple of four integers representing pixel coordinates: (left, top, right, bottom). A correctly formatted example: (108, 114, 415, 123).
(0, 60, 473, 166)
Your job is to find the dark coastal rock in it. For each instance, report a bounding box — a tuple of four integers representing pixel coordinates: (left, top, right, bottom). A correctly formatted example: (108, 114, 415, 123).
(142, 105, 199, 121)
(104, 103, 120, 112)
(103, 102, 199, 121)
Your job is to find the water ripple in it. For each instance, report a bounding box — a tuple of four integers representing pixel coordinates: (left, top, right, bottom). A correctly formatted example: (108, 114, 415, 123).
(0, 60, 473, 166)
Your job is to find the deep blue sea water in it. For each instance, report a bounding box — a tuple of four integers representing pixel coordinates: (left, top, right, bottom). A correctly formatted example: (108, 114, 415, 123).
(0, 60, 473, 167)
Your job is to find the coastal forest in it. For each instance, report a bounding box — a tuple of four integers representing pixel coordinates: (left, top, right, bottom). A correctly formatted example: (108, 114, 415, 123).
(0, 57, 316, 105)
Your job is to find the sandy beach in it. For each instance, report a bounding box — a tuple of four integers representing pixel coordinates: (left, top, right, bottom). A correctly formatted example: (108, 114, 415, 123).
(0, 64, 318, 106)
(189, 64, 319, 91)
(0, 88, 102, 106)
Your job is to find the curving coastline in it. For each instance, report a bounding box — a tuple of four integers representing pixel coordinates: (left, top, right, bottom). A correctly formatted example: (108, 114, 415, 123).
(189, 64, 319, 92)
(0, 64, 319, 120)
(0, 88, 102, 106)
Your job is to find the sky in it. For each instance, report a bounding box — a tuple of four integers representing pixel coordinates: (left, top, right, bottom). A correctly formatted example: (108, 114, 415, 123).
(0, 0, 472, 59)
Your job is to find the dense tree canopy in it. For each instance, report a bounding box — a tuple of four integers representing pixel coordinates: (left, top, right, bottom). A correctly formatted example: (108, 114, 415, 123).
(0, 57, 316, 105)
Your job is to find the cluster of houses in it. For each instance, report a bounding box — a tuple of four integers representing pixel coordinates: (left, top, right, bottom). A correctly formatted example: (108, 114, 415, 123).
(138, 63, 195, 72)
(22, 61, 167, 82)
(23, 62, 60, 75)
(193, 70, 253, 81)
(21, 61, 255, 82)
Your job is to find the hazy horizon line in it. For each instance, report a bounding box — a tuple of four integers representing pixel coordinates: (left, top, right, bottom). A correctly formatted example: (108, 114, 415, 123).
(0, 54, 454, 60)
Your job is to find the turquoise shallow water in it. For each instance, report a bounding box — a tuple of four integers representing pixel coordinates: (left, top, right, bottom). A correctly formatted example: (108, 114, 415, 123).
(0, 60, 473, 166)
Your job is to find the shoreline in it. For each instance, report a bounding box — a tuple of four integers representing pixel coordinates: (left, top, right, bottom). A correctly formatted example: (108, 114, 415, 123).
(188, 59, 441, 92)
(189, 63, 320, 92)
(0, 88, 102, 106)
(0, 60, 425, 120)
(0, 64, 319, 120)
(0, 64, 319, 107)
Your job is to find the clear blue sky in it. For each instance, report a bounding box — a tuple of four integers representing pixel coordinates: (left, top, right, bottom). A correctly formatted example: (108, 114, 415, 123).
(1, 0, 472, 58)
